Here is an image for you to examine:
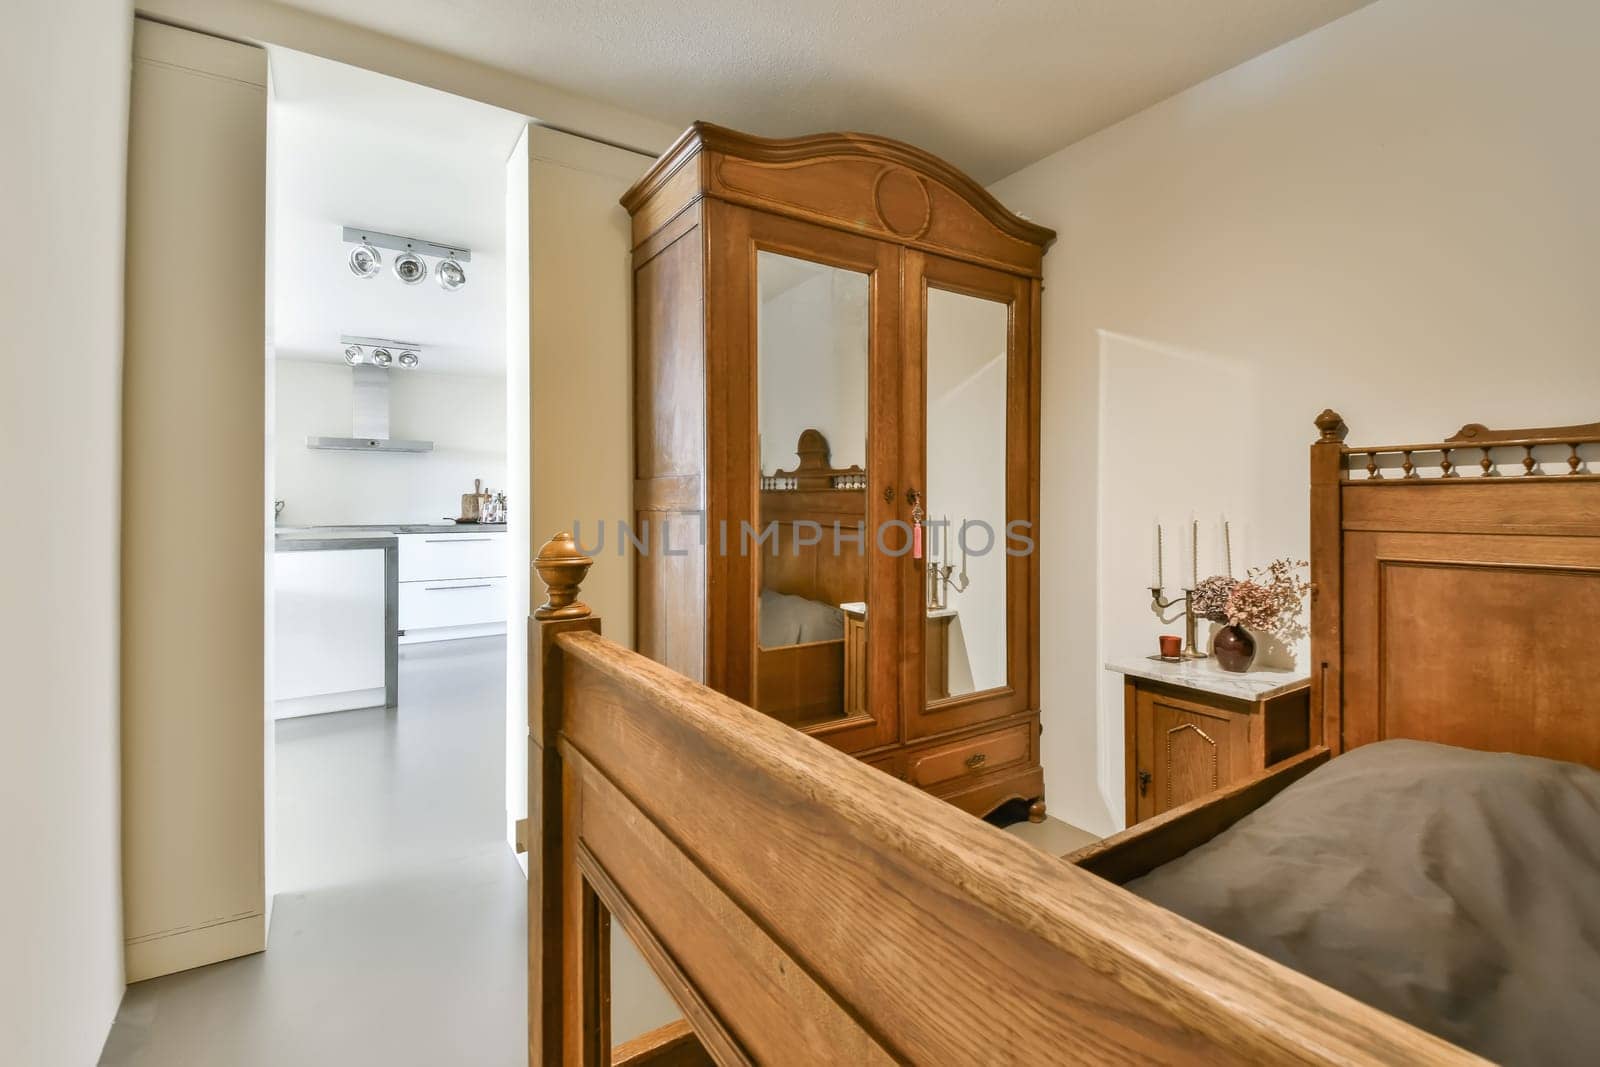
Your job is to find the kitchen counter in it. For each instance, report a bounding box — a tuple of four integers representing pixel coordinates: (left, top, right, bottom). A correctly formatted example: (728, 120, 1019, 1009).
(276, 522, 505, 540)
(275, 531, 398, 550)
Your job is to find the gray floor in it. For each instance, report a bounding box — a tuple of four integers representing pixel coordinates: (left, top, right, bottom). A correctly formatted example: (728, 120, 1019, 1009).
(100, 636, 1098, 1065)
(102, 637, 526, 1067)
(1005, 810, 1100, 855)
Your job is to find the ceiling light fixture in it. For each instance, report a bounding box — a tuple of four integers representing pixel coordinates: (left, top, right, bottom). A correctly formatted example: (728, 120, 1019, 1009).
(340, 335, 424, 372)
(342, 228, 472, 291)
(348, 243, 381, 279)
(436, 257, 466, 292)
(392, 253, 427, 285)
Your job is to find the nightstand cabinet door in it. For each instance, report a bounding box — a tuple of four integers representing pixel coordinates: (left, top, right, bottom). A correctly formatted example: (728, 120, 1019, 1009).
(1131, 688, 1251, 824)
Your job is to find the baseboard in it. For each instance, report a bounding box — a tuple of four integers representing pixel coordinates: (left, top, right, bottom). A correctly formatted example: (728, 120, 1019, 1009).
(125, 911, 265, 983)
(273, 687, 386, 719)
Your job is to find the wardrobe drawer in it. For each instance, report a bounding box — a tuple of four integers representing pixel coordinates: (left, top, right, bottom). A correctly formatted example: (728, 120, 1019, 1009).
(398, 532, 506, 582)
(908, 723, 1030, 789)
(399, 577, 507, 630)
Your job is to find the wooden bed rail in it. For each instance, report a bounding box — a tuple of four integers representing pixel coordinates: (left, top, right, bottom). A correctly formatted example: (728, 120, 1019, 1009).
(527, 532, 1473, 1065)
(1318, 409, 1600, 482)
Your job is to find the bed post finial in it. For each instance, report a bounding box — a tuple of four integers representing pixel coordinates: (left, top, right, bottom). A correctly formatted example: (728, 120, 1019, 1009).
(1314, 409, 1348, 443)
(533, 531, 594, 620)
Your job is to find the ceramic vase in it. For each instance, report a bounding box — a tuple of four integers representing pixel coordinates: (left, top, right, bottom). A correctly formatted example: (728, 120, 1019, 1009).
(1212, 624, 1256, 673)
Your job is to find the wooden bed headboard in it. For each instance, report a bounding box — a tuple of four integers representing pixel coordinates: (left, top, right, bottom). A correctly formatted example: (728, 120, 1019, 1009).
(758, 428, 866, 606)
(527, 532, 1468, 1065)
(1310, 410, 1600, 768)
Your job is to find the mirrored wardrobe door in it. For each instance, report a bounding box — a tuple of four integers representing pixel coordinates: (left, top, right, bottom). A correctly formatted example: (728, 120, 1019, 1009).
(716, 204, 903, 755)
(925, 287, 1010, 698)
(903, 250, 1036, 739)
(753, 250, 870, 730)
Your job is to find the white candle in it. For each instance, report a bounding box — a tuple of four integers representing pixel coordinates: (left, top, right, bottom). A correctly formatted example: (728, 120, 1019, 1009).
(1153, 520, 1164, 589)
(1190, 514, 1199, 589)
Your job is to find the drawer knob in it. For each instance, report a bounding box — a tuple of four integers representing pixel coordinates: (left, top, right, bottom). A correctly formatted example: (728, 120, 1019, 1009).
(964, 753, 987, 771)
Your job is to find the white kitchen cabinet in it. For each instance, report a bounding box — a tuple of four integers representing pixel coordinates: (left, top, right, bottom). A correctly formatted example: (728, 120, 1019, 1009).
(400, 577, 509, 631)
(274, 546, 389, 716)
(397, 532, 507, 582)
(398, 531, 507, 642)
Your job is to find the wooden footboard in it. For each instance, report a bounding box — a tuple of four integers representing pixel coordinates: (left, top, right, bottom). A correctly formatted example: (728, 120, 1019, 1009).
(754, 638, 844, 727)
(1065, 746, 1331, 884)
(527, 534, 1473, 1065)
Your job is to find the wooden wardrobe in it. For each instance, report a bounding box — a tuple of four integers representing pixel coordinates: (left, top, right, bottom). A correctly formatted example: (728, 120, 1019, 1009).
(623, 122, 1055, 820)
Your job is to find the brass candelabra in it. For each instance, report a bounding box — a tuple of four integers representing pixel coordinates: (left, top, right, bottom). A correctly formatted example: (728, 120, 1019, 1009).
(1150, 586, 1208, 660)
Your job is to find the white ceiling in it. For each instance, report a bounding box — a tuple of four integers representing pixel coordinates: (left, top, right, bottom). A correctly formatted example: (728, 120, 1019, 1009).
(269, 48, 526, 375)
(274, 0, 1371, 182)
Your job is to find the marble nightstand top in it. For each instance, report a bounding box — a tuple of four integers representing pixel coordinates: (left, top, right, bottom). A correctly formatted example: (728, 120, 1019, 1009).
(1106, 655, 1309, 702)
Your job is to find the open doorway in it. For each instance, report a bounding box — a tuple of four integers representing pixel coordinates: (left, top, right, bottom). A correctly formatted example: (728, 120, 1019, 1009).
(106, 19, 675, 1063)
(265, 43, 525, 1021)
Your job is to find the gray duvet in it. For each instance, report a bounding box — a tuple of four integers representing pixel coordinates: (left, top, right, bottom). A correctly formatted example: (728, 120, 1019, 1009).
(1126, 740, 1600, 1065)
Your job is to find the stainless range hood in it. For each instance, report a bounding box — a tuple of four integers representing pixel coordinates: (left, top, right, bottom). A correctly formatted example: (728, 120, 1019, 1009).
(306, 364, 434, 453)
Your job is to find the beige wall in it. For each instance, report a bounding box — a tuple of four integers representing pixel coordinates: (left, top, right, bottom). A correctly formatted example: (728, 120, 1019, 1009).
(134, 0, 678, 157)
(122, 19, 270, 981)
(0, 3, 133, 1061)
(503, 126, 681, 1042)
(506, 125, 649, 845)
(989, 0, 1600, 834)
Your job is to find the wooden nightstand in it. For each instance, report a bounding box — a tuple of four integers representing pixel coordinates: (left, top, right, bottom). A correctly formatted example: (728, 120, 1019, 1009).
(1107, 658, 1311, 826)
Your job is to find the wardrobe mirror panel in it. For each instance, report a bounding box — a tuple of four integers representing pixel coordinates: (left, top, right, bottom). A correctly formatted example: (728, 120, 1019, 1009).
(925, 287, 1010, 702)
(753, 251, 870, 728)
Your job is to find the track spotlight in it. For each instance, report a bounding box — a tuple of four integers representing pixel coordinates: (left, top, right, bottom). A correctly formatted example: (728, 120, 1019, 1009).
(343, 229, 471, 293)
(341, 334, 422, 371)
(348, 243, 381, 279)
(393, 252, 427, 285)
(436, 257, 466, 292)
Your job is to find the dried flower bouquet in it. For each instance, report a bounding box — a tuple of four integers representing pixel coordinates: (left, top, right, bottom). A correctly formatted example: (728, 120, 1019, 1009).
(1190, 558, 1311, 643)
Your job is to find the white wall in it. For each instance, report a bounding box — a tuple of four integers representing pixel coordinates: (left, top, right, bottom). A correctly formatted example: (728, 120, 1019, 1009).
(989, 0, 1600, 835)
(926, 289, 1010, 695)
(274, 360, 506, 525)
(757, 262, 869, 474)
(268, 52, 515, 379)
(0, 3, 130, 1062)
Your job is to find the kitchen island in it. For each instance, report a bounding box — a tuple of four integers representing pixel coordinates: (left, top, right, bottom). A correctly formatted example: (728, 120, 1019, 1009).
(272, 524, 507, 718)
